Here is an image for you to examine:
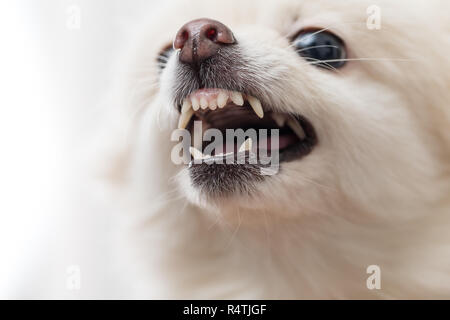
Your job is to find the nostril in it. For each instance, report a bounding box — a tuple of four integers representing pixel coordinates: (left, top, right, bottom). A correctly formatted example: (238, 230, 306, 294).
(174, 29, 189, 50)
(205, 28, 218, 42)
(181, 30, 189, 43)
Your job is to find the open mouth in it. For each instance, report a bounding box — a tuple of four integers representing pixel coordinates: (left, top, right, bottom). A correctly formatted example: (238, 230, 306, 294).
(178, 88, 317, 164)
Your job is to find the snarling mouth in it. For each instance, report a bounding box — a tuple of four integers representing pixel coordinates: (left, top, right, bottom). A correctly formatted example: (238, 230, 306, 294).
(175, 88, 317, 197)
(178, 88, 317, 164)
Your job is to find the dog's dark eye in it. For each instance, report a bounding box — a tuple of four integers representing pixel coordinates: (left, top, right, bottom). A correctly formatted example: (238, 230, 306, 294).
(157, 45, 174, 71)
(293, 30, 347, 69)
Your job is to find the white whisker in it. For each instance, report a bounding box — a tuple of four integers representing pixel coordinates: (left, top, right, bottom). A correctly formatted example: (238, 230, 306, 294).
(304, 22, 367, 38)
(296, 45, 340, 53)
(301, 57, 342, 73)
(307, 57, 416, 65)
(224, 207, 242, 249)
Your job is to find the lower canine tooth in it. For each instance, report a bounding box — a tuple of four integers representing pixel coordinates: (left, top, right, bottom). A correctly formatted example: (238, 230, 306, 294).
(189, 147, 204, 160)
(217, 92, 228, 108)
(214, 152, 233, 158)
(287, 118, 306, 140)
(239, 138, 253, 153)
(178, 108, 194, 129)
(247, 96, 264, 118)
(230, 92, 244, 106)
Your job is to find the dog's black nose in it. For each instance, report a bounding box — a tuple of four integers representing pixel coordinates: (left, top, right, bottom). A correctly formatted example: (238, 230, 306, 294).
(174, 18, 236, 64)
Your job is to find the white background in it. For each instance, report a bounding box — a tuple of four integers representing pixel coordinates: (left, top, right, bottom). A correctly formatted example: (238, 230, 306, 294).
(0, 0, 160, 298)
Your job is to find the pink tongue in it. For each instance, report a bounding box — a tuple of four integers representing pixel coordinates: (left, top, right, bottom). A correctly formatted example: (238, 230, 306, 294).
(214, 134, 299, 154)
(259, 134, 299, 151)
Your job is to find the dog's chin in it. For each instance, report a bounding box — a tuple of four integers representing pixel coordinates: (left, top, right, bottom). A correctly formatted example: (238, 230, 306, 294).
(179, 170, 254, 209)
(177, 166, 304, 221)
(182, 189, 277, 223)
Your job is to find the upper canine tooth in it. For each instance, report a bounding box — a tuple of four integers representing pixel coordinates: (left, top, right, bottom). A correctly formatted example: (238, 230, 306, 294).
(239, 138, 253, 153)
(287, 117, 306, 140)
(189, 147, 204, 160)
(217, 92, 228, 108)
(191, 97, 200, 111)
(247, 96, 264, 118)
(181, 99, 192, 114)
(230, 92, 244, 106)
(271, 113, 286, 127)
(178, 108, 194, 129)
(200, 97, 208, 109)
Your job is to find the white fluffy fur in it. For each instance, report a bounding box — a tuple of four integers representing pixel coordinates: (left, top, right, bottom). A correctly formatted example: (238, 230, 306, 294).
(103, 0, 450, 299)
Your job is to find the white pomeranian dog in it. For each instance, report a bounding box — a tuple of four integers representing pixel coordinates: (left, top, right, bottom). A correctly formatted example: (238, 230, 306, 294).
(95, 0, 450, 299)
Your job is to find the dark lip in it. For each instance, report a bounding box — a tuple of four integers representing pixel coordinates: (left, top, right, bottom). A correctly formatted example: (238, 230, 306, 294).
(277, 114, 317, 163)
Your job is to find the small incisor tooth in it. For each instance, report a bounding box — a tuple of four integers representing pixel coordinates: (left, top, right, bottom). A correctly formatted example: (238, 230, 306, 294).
(209, 100, 218, 110)
(217, 92, 228, 108)
(230, 91, 244, 106)
(239, 138, 253, 153)
(200, 97, 208, 109)
(247, 95, 264, 118)
(271, 113, 286, 127)
(181, 99, 192, 114)
(189, 147, 204, 160)
(178, 108, 194, 129)
(287, 118, 306, 140)
(191, 97, 200, 111)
